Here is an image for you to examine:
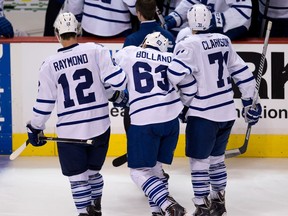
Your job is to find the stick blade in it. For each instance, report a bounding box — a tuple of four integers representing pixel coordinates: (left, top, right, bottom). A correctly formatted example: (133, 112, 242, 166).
(9, 140, 29, 160)
(112, 154, 127, 167)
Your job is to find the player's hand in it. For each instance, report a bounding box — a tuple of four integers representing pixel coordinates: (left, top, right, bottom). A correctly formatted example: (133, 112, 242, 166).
(178, 106, 189, 123)
(26, 124, 47, 147)
(0, 16, 14, 38)
(75, 13, 83, 23)
(241, 98, 262, 126)
(209, 12, 225, 33)
(109, 90, 129, 108)
(164, 11, 182, 30)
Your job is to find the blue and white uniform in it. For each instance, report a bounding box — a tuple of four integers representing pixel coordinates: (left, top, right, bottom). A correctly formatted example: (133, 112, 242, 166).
(168, 32, 257, 207)
(170, 0, 252, 39)
(114, 46, 183, 126)
(258, 0, 288, 37)
(63, 0, 136, 37)
(31, 42, 127, 139)
(168, 33, 256, 122)
(114, 45, 195, 214)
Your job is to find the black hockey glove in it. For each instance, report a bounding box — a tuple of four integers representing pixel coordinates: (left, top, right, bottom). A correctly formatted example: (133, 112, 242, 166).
(26, 124, 47, 147)
(178, 106, 189, 123)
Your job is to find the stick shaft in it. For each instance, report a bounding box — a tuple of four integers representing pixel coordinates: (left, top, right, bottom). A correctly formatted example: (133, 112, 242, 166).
(39, 136, 93, 145)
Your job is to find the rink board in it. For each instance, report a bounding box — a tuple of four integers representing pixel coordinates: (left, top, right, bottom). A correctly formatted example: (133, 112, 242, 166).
(0, 37, 287, 157)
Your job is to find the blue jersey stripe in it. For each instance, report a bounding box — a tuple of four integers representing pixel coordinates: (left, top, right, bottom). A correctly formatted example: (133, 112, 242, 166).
(190, 100, 234, 111)
(236, 75, 255, 86)
(231, 65, 248, 76)
(36, 99, 56, 104)
(56, 114, 109, 127)
(173, 59, 193, 74)
(104, 69, 123, 82)
(33, 107, 52, 115)
(58, 103, 108, 117)
(195, 88, 233, 100)
(110, 76, 126, 88)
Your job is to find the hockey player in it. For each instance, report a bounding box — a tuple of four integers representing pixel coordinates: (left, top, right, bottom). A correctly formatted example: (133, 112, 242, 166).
(114, 32, 196, 216)
(26, 12, 127, 216)
(122, 0, 175, 187)
(123, 0, 175, 52)
(258, 0, 288, 37)
(0, 0, 14, 38)
(164, 0, 252, 40)
(167, 4, 262, 216)
(62, 0, 137, 37)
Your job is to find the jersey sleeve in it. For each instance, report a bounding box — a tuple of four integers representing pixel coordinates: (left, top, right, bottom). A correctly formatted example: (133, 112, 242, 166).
(30, 60, 57, 130)
(222, 0, 252, 33)
(167, 40, 197, 85)
(62, 0, 84, 15)
(123, 0, 137, 16)
(227, 41, 256, 99)
(98, 46, 127, 91)
(0, 0, 4, 17)
(177, 74, 197, 106)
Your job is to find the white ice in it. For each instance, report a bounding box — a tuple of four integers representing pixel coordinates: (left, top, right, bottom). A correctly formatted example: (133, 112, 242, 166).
(0, 156, 287, 216)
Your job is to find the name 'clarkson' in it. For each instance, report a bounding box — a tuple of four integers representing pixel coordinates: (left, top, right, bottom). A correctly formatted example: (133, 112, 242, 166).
(53, 54, 88, 71)
(202, 38, 229, 50)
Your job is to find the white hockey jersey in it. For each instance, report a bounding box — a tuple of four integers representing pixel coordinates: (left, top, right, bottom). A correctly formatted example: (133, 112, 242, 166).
(31, 43, 127, 139)
(63, 0, 136, 37)
(173, 0, 252, 34)
(168, 33, 256, 122)
(114, 46, 194, 125)
(0, 0, 4, 17)
(259, 0, 288, 19)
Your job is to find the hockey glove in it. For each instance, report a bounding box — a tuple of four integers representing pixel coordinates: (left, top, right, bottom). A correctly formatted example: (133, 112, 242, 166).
(26, 124, 47, 147)
(164, 11, 182, 30)
(209, 12, 225, 33)
(178, 106, 189, 123)
(241, 98, 262, 126)
(0, 16, 14, 38)
(109, 90, 129, 108)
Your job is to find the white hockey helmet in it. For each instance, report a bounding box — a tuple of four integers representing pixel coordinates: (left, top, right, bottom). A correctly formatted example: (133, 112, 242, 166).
(54, 12, 80, 35)
(187, 4, 212, 31)
(142, 32, 169, 52)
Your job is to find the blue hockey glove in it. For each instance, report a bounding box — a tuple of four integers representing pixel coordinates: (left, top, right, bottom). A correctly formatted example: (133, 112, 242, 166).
(164, 11, 182, 30)
(178, 106, 189, 123)
(75, 13, 83, 23)
(209, 12, 225, 33)
(109, 90, 129, 108)
(241, 98, 262, 126)
(26, 124, 47, 147)
(0, 16, 14, 38)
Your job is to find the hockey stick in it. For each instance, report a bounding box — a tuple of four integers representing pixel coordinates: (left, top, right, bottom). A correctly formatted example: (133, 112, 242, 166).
(225, 21, 272, 159)
(9, 139, 29, 160)
(156, 6, 165, 26)
(260, 0, 270, 37)
(112, 153, 127, 167)
(39, 136, 94, 145)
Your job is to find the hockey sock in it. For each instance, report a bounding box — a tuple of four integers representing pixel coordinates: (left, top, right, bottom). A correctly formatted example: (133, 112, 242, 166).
(209, 155, 227, 198)
(130, 168, 171, 211)
(69, 171, 91, 214)
(88, 170, 103, 201)
(189, 157, 210, 205)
